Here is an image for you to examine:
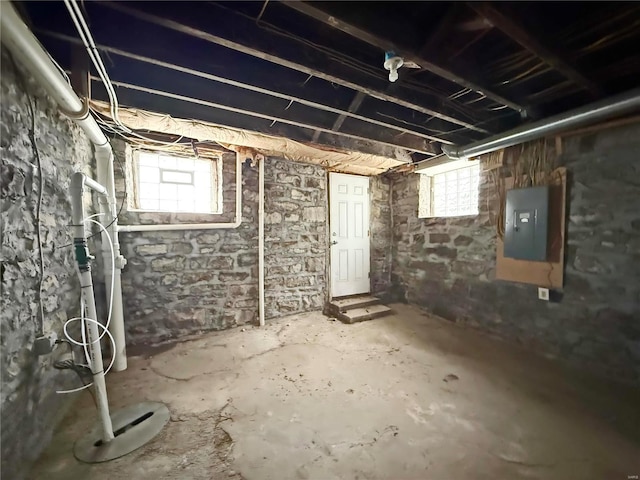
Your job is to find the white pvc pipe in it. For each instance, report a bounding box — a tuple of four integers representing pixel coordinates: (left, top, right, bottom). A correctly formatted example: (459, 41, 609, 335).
(118, 152, 244, 232)
(80, 268, 115, 442)
(70, 173, 114, 442)
(1, 1, 128, 371)
(96, 149, 127, 371)
(258, 156, 265, 327)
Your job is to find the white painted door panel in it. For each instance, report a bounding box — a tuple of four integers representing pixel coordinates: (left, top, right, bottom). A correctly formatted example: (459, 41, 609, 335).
(329, 173, 370, 297)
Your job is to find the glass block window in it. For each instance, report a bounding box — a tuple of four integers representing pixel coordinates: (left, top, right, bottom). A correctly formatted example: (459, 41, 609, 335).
(418, 164, 480, 218)
(133, 150, 221, 214)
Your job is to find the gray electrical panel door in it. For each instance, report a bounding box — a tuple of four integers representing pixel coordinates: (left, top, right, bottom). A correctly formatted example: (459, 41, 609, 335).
(504, 186, 549, 261)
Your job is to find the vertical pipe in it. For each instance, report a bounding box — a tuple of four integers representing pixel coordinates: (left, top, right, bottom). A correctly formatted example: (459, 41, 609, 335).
(80, 267, 115, 442)
(70, 172, 114, 442)
(96, 148, 127, 371)
(1, 3, 128, 372)
(258, 155, 265, 327)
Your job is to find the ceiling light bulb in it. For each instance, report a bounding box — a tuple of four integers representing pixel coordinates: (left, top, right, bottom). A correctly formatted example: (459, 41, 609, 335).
(383, 52, 404, 83)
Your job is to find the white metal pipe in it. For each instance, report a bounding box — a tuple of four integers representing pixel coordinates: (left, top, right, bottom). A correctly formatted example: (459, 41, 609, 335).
(70, 172, 114, 442)
(0, 3, 107, 147)
(442, 87, 640, 160)
(118, 152, 244, 232)
(258, 156, 265, 327)
(1, 1, 128, 371)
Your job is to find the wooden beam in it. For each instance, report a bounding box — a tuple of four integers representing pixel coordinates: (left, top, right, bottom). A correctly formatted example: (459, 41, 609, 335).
(69, 44, 90, 98)
(41, 30, 454, 145)
(332, 91, 367, 132)
(100, 1, 494, 133)
(312, 91, 366, 143)
(91, 77, 435, 158)
(417, 3, 464, 57)
(469, 3, 603, 97)
(281, 0, 526, 114)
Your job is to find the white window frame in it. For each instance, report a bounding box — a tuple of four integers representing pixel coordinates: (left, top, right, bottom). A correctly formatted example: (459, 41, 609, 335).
(418, 161, 480, 219)
(131, 150, 222, 214)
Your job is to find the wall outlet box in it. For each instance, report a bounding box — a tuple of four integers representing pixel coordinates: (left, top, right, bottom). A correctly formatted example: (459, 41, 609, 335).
(538, 287, 550, 301)
(33, 332, 57, 356)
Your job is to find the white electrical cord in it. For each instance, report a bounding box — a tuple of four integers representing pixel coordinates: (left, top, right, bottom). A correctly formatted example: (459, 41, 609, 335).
(56, 216, 116, 395)
(63, 0, 195, 148)
(63, 0, 128, 132)
(56, 318, 116, 394)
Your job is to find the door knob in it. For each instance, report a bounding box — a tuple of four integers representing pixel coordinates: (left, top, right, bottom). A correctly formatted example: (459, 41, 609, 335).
(331, 240, 338, 245)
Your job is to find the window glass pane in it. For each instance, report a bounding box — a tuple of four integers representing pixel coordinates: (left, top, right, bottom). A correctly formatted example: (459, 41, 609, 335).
(138, 152, 158, 167)
(159, 183, 178, 200)
(139, 198, 159, 210)
(139, 166, 160, 183)
(158, 156, 176, 169)
(161, 170, 193, 184)
(135, 151, 219, 213)
(159, 199, 177, 211)
(175, 158, 194, 170)
(430, 164, 479, 218)
(177, 184, 195, 200)
(177, 199, 195, 212)
(194, 159, 211, 172)
(139, 182, 159, 201)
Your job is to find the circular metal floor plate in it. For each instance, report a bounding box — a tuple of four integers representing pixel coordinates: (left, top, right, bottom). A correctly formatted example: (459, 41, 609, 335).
(74, 401, 170, 463)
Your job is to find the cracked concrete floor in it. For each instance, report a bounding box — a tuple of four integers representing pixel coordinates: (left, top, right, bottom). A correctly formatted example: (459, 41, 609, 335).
(30, 304, 640, 480)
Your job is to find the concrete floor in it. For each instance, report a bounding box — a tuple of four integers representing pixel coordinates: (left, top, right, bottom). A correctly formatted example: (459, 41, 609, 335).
(31, 304, 640, 480)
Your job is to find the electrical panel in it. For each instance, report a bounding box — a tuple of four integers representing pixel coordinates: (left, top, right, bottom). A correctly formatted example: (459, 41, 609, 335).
(504, 186, 549, 261)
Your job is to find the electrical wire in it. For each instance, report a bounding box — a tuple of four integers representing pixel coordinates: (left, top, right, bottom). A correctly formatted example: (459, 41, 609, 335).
(64, 0, 189, 148)
(56, 216, 116, 395)
(63, 0, 129, 132)
(6, 52, 47, 337)
(56, 319, 116, 394)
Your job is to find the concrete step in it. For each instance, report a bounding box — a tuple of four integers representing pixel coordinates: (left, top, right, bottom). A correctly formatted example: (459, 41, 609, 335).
(336, 304, 393, 324)
(330, 295, 380, 313)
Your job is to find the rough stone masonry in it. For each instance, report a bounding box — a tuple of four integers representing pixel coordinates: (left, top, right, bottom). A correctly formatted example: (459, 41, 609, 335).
(113, 142, 330, 344)
(389, 122, 640, 386)
(1, 49, 95, 480)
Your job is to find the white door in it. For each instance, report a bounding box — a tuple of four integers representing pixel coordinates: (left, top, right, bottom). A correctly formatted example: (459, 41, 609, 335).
(329, 172, 370, 298)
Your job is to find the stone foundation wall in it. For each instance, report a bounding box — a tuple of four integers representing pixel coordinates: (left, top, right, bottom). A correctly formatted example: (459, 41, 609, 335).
(390, 122, 640, 386)
(370, 175, 392, 297)
(115, 143, 328, 343)
(1, 49, 94, 479)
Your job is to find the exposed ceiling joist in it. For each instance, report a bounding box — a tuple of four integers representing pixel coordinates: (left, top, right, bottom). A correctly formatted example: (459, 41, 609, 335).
(280, 0, 526, 115)
(43, 30, 454, 147)
(417, 3, 465, 57)
(468, 2, 603, 97)
(332, 91, 367, 132)
(91, 77, 428, 160)
(101, 1, 491, 134)
(90, 100, 405, 176)
(314, 91, 367, 142)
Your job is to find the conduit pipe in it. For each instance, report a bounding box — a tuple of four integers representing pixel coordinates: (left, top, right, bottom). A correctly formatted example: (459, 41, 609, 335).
(1, 1, 128, 371)
(117, 152, 244, 232)
(441, 88, 640, 161)
(258, 155, 265, 327)
(70, 173, 114, 442)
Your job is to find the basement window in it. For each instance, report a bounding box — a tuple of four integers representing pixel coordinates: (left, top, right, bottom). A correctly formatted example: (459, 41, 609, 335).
(133, 150, 222, 214)
(418, 162, 480, 218)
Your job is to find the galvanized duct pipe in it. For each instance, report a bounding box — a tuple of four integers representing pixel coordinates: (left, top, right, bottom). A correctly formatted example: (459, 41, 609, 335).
(442, 88, 640, 160)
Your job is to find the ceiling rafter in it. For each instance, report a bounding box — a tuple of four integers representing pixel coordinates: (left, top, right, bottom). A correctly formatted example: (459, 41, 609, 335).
(100, 1, 493, 134)
(42, 29, 454, 147)
(468, 2, 604, 97)
(91, 77, 436, 158)
(314, 91, 367, 143)
(280, 0, 526, 115)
